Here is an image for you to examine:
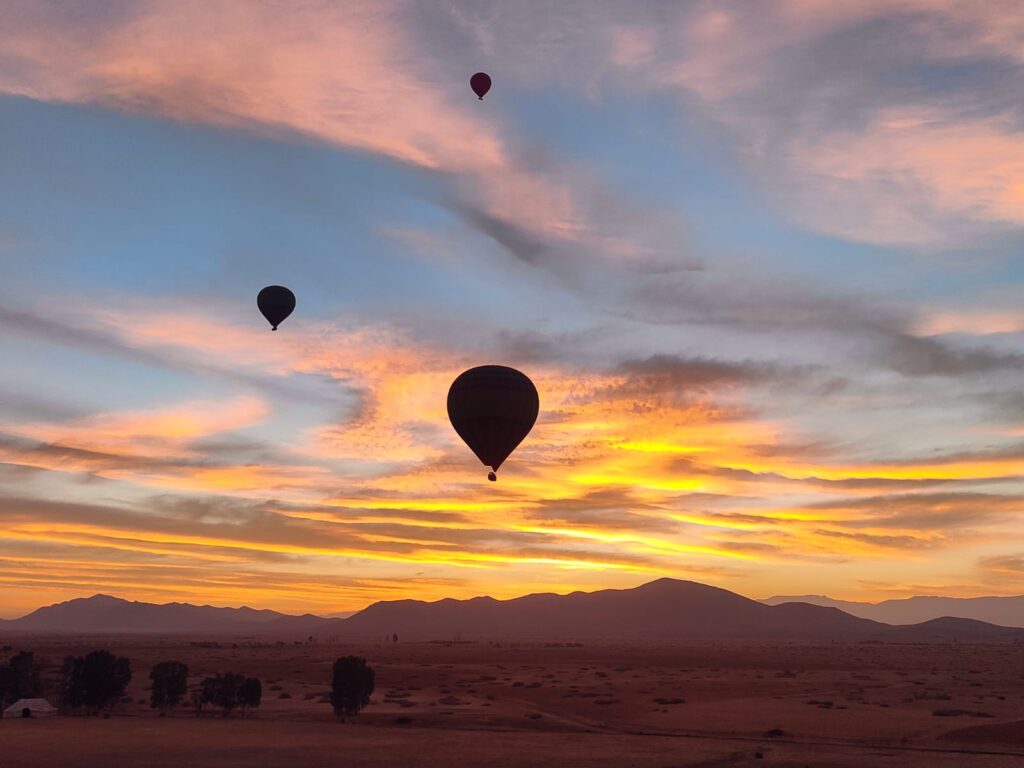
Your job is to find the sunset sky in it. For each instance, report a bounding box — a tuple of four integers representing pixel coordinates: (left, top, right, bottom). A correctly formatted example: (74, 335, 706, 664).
(2, 0, 1024, 617)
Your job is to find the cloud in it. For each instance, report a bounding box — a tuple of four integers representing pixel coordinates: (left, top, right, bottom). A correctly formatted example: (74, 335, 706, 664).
(977, 554, 1024, 581)
(12, 395, 270, 458)
(0, 305, 354, 407)
(882, 333, 1024, 377)
(913, 309, 1024, 337)
(448, 200, 547, 265)
(0, 389, 90, 422)
(0, 432, 333, 496)
(0, 0, 501, 170)
(806, 491, 1023, 531)
(0, 492, 689, 599)
(0, 0, 696, 277)
(593, 1, 1024, 247)
(9, 1, 1024, 253)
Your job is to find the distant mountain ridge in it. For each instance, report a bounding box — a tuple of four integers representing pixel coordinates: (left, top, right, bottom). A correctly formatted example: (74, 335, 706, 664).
(0, 594, 329, 635)
(761, 594, 1024, 628)
(2, 580, 1023, 642)
(338, 578, 884, 640)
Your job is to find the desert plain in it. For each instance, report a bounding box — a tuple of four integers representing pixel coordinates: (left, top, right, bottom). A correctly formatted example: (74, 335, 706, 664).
(2, 635, 1023, 767)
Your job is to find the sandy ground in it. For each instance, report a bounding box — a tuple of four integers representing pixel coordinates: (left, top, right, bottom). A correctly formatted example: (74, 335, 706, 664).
(2, 636, 1023, 767)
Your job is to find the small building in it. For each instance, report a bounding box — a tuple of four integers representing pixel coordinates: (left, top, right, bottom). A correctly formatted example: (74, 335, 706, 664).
(3, 698, 57, 718)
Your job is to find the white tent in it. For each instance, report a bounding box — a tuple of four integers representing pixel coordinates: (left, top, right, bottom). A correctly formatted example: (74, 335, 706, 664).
(3, 698, 57, 718)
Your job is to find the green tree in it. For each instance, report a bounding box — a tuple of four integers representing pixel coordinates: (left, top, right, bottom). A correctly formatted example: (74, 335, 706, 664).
(150, 661, 189, 715)
(330, 656, 375, 720)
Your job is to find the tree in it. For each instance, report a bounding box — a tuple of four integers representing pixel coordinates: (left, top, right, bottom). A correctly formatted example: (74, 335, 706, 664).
(190, 689, 204, 717)
(238, 677, 262, 717)
(60, 650, 132, 715)
(330, 656, 375, 720)
(0, 665, 11, 707)
(0, 651, 42, 707)
(150, 661, 189, 715)
(200, 673, 245, 717)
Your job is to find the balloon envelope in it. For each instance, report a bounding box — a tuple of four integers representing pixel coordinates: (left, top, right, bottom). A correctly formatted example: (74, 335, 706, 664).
(257, 285, 296, 331)
(470, 72, 491, 100)
(447, 365, 538, 477)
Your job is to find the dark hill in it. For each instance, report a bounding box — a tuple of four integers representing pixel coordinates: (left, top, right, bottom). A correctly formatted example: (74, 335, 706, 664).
(880, 616, 1024, 643)
(340, 578, 884, 640)
(762, 593, 1024, 627)
(5, 594, 310, 634)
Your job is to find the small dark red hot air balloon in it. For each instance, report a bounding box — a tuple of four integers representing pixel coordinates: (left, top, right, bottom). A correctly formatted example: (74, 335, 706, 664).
(470, 72, 491, 100)
(257, 285, 296, 331)
(447, 365, 538, 481)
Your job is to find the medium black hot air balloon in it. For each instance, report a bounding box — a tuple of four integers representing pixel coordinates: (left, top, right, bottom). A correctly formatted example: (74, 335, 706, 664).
(257, 285, 296, 331)
(470, 72, 491, 100)
(447, 365, 538, 481)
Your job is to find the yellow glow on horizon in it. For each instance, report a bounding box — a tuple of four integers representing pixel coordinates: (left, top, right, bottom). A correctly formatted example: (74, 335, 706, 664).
(4, 302, 1024, 612)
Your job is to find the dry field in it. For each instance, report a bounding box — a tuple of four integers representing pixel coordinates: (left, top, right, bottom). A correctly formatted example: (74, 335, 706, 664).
(2, 636, 1023, 767)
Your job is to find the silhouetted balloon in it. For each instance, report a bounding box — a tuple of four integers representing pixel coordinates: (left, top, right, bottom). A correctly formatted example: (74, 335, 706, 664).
(470, 72, 491, 100)
(257, 285, 296, 331)
(447, 365, 538, 481)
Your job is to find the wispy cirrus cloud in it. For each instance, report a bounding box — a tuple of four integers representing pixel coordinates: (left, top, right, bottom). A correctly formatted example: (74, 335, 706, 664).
(7, 0, 1024, 255)
(0, 0, 695, 277)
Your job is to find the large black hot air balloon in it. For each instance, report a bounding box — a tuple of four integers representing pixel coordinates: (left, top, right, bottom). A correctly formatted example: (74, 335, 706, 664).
(470, 72, 491, 100)
(447, 365, 538, 481)
(257, 285, 296, 331)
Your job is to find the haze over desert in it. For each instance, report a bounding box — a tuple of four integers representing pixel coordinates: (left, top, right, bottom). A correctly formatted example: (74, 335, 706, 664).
(4, 581, 1024, 767)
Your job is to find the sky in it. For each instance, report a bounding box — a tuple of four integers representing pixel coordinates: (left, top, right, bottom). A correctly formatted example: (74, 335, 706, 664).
(2, 0, 1024, 617)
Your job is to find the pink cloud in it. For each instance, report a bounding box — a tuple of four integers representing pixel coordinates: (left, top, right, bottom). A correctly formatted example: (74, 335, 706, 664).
(11, 395, 269, 458)
(784, 108, 1024, 246)
(914, 308, 1024, 337)
(0, 0, 589, 244)
(10, 1, 1022, 249)
(606, 1, 1024, 247)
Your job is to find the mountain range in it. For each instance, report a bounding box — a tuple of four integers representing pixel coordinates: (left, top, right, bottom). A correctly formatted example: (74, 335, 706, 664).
(3, 579, 1023, 642)
(761, 593, 1024, 628)
(0, 594, 332, 635)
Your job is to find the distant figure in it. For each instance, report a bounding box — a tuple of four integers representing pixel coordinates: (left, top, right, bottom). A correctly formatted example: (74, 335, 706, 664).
(21, 707, 30, 718)
(392, 633, 398, 644)
(470, 72, 491, 100)
(257, 285, 296, 331)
